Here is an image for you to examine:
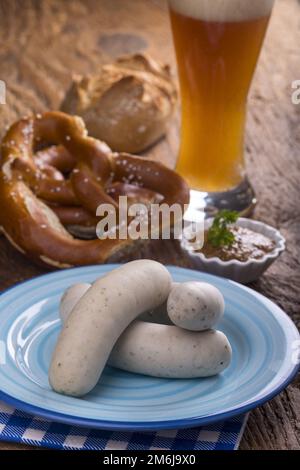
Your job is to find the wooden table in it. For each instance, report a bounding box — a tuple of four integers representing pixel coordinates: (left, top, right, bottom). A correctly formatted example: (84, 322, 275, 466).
(0, 0, 299, 451)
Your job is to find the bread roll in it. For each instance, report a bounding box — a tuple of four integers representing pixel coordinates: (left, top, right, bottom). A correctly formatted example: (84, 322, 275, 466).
(61, 54, 177, 153)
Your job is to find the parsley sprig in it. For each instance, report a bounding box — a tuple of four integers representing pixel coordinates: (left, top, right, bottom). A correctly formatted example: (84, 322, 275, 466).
(207, 210, 239, 248)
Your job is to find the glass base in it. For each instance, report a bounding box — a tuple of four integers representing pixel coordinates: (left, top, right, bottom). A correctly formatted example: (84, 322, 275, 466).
(184, 178, 257, 222)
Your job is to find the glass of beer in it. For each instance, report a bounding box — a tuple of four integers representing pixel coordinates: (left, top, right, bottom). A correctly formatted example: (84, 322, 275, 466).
(168, 0, 275, 217)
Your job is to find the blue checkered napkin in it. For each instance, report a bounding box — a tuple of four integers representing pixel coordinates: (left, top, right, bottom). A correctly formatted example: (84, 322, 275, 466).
(0, 401, 247, 450)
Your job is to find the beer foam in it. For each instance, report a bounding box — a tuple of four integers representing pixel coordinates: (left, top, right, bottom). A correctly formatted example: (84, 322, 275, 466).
(169, 0, 274, 22)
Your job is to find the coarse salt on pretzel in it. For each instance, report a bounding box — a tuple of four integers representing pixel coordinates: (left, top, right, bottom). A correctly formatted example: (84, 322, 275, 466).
(0, 111, 189, 268)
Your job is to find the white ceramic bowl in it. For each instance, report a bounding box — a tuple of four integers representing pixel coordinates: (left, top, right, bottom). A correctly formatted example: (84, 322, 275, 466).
(182, 218, 286, 284)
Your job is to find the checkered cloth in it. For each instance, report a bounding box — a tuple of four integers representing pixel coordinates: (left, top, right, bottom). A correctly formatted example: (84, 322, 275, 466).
(0, 401, 247, 450)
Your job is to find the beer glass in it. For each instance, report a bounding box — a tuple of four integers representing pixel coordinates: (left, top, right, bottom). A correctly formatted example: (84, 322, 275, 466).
(168, 0, 275, 217)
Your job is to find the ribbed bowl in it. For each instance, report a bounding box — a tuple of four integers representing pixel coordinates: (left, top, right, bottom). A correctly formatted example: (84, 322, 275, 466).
(182, 218, 286, 284)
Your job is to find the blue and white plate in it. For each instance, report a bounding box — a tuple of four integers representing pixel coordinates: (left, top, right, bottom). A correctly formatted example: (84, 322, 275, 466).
(0, 265, 299, 430)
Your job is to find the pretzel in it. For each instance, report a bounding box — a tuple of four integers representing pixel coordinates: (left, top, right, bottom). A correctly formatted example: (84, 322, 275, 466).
(0, 111, 189, 268)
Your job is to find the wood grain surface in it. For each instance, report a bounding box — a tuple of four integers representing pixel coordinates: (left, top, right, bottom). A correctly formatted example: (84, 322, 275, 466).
(0, 0, 299, 451)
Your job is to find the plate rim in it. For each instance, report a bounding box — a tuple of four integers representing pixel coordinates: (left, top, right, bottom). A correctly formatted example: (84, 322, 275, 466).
(0, 264, 299, 431)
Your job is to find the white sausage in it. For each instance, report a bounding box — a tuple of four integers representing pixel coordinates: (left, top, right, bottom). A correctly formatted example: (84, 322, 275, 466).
(60, 283, 173, 326)
(59, 282, 231, 379)
(167, 282, 224, 331)
(49, 260, 172, 396)
(109, 322, 232, 378)
(60, 283, 91, 323)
